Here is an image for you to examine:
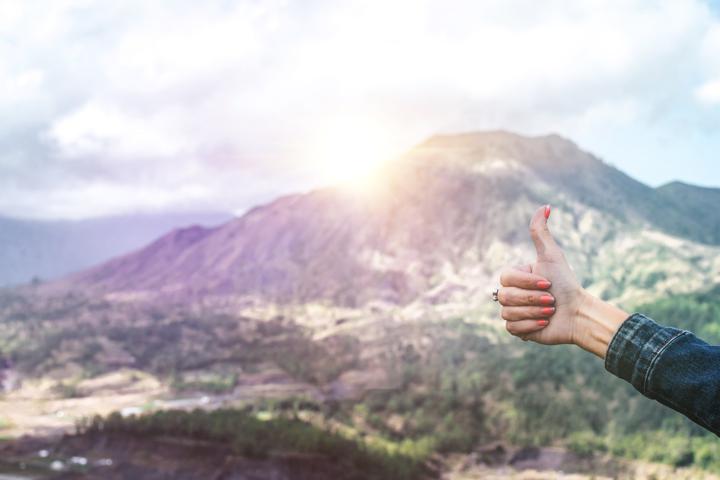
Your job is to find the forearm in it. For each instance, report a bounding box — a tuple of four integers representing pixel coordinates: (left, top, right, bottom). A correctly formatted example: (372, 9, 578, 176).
(572, 293, 720, 435)
(603, 313, 720, 435)
(572, 290, 629, 358)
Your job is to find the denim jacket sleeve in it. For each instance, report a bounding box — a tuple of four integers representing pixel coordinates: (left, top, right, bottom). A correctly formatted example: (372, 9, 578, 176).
(604, 313, 720, 436)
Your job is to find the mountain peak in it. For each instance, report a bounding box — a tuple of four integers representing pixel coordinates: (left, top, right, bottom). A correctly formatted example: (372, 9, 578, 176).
(658, 180, 720, 194)
(407, 130, 596, 177)
(48, 130, 720, 306)
(421, 130, 577, 149)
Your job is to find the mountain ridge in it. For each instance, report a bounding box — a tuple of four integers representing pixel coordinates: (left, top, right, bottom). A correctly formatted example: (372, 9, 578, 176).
(0, 212, 232, 288)
(38, 131, 720, 311)
(4, 131, 720, 478)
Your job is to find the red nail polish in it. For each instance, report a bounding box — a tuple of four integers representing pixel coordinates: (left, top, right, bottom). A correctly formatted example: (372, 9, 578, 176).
(537, 320, 549, 326)
(544, 205, 551, 219)
(540, 295, 554, 305)
(537, 280, 551, 289)
(541, 307, 555, 315)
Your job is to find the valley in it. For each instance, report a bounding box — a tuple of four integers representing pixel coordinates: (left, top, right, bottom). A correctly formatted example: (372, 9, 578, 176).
(3, 132, 720, 478)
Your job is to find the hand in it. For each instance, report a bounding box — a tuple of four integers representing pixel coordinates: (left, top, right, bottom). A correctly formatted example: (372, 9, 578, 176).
(498, 205, 629, 358)
(496, 264, 556, 337)
(498, 205, 586, 345)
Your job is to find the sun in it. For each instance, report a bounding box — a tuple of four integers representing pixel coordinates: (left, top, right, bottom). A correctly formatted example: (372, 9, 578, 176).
(304, 117, 401, 192)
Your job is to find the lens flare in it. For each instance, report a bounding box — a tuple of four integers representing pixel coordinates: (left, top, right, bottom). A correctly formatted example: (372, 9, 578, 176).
(304, 116, 401, 193)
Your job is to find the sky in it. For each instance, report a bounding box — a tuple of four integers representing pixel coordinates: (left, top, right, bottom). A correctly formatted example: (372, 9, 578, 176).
(1, 0, 719, 220)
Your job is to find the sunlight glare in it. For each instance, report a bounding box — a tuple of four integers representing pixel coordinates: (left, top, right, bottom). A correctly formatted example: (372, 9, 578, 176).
(305, 117, 400, 193)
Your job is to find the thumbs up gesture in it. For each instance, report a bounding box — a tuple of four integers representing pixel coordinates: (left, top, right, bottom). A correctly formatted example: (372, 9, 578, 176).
(498, 205, 586, 345)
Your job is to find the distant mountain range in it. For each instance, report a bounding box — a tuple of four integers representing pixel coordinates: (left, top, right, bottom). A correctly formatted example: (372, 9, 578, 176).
(0, 212, 232, 287)
(54, 131, 720, 310)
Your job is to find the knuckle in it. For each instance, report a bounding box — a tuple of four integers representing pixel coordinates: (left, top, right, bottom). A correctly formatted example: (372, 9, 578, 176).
(525, 292, 534, 304)
(498, 289, 508, 305)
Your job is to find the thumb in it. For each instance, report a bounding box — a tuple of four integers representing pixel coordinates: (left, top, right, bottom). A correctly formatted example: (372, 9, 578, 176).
(529, 205, 560, 260)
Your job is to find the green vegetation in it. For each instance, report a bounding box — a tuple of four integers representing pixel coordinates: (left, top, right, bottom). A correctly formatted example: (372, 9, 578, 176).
(0, 416, 12, 431)
(274, 334, 360, 384)
(346, 319, 491, 454)
(569, 430, 720, 470)
(170, 372, 237, 394)
(51, 379, 84, 398)
(332, 294, 720, 475)
(78, 409, 427, 480)
(498, 287, 720, 470)
(0, 292, 358, 387)
(4, 287, 720, 475)
(641, 284, 720, 344)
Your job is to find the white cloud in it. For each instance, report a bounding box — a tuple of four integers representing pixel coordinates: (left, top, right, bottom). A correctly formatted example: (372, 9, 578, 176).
(1, 0, 719, 218)
(696, 79, 720, 104)
(48, 102, 190, 159)
(696, 23, 720, 104)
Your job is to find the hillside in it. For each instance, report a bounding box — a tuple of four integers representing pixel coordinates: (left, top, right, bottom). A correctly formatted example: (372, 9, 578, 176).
(46, 131, 720, 311)
(3, 289, 720, 478)
(657, 181, 720, 242)
(3, 131, 720, 478)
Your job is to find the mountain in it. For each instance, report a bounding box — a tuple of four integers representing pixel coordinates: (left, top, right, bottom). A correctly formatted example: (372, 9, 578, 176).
(4, 131, 720, 478)
(53, 131, 720, 309)
(0, 212, 232, 287)
(657, 181, 720, 242)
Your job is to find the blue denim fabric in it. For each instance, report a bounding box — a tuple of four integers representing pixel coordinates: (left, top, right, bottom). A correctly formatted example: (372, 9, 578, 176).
(605, 313, 720, 436)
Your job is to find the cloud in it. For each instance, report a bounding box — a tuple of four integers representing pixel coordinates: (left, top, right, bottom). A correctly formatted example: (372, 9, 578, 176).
(49, 102, 189, 160)
(696, 24, 720, 104)
(696, 79, 720, 104)
(1, 0, 720, 218)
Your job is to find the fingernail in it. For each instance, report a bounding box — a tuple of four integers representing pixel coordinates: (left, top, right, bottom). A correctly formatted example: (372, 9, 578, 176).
(537, 280, 551, 289)
(544, 205, 551, 219)
(537, 320, 549, 326)
(540, 295, 555, 305)
(541, 307, 555, 316)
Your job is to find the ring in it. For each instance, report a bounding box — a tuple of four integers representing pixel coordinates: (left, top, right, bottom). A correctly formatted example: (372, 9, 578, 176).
(492, 288, 499, 302)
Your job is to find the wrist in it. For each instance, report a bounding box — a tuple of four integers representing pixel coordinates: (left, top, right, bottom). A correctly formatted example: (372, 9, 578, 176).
(572, 290, 629, 358)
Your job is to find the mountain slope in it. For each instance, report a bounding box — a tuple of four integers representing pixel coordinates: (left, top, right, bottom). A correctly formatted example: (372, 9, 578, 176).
(4, 131, 720, 478)
(0, 212, 232, 287)
(657, 181, 720, 242)
(418, 132, 717, 242)
(48, 131, 720, 310)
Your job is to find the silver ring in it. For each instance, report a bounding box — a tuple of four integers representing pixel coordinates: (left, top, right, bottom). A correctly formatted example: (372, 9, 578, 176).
(492, 288, 499, 302)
